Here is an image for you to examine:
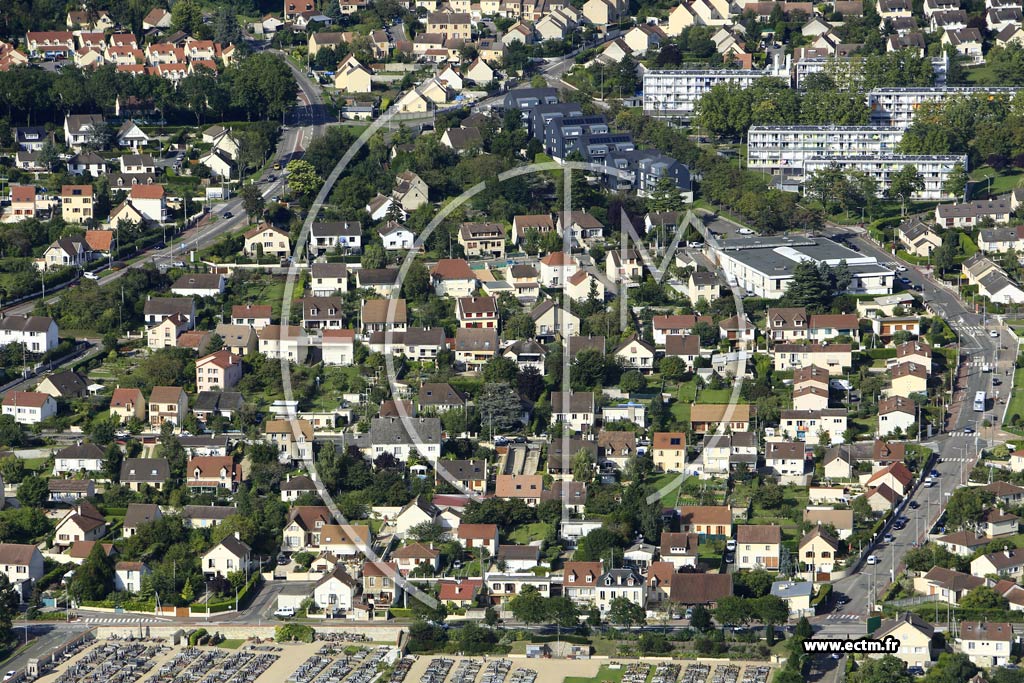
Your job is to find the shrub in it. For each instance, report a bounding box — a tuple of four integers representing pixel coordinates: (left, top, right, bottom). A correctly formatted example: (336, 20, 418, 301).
(275, 624, 315, 643)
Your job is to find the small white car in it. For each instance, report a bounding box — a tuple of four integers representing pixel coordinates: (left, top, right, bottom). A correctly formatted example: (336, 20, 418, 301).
(866, 555, 880, 565)
(83, 272, 99, 280)
(726, 539, 737, 551)
(990, 330, 1000, 338)
(274, 606, 295, 618)
(737, 228, 754, 235)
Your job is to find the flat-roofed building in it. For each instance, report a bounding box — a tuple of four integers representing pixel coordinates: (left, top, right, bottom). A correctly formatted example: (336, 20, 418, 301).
(867, 86, 1019, 127)
(747, 125, 904, 180)
(642, 69, 771, 119)
(803, 154, 966, 200)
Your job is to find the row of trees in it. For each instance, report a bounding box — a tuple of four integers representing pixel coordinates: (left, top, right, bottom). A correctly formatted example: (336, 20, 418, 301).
(805, 163, 936, 217)
(694, 51, 935, 140)
(899, 89, 1024, 171)
(0, 53, 297, 127)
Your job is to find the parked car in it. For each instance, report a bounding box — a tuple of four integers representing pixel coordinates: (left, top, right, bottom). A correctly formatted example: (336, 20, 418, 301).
(883, 533, 895, 543)
(726, 539, 737, 551)
(866, 555, 880, 565)
(737, 228, 754, 235)
(274, 606, 295, 618)
(83, 271, 99, 280)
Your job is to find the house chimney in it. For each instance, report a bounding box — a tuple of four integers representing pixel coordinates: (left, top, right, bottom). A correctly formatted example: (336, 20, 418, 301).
(234, 531, 241, 540)
(1006, 546, 1012, 558)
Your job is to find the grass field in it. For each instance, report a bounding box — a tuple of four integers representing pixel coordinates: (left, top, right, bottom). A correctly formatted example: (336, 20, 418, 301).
(969, 166, 1024, 198)
(565, 665, 628, 683)
(508, 522, 553, 544)
(1004, 366, 1024, 429)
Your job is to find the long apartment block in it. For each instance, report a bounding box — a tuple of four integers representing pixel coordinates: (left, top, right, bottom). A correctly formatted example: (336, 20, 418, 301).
(802, 154, 968, 200)
(867, 86, 1019, 127)
(747, 125, 905, 179)
(642, 69, 771, 119)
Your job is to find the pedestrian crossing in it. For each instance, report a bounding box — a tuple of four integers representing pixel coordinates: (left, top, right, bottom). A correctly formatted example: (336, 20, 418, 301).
(955, 326, 989, 335)
(944, 433, 977, 439)
(83, 616, 165, 624)
(826, 614, 863, 621)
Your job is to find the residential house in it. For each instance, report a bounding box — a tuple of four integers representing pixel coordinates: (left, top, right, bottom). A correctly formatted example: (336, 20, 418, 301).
(1, 391, 57, 425)
(322, 329, 356, 366)
(538, 251, 578, 288)
(958, 622, 1015, 667)
(35, 370, 87, 399)
(677, 505, 732, 538)
(736, 525, 782, 570)
(53, 443, 104, 475)
(879, 396, 917, 437)
(531, 300, 580, 340)
(119, 458, 169, 491)
(122, 503, 161, 538)
(259, 325, 308, 363)
(148, 386, 188, 428)
(243, 224, 290, 258)
(392, 542, 442, 574)
(660, 531, 699, 569)
(689, 403, 752, 434)
(550, 391, 595, 433)
(614, 335, 656, 373)
(871, 612, 935, 668)
(0, 544, 44, 599)
(495, 474, 543, 506)
(595, 568, 646, 614)
(562, 561, 603, 605)
(435, 459, 485, 494)
(186, 456, 241, 493)
(202, 533, 251, 578)
(265, 419, 314, 463)
(457, 524, 499, 555)
(280, 474, 317, 502)
(53, 502, 107, 549)
(231, 304, 273, 330)
(458, 222, 505, 258)
(799, 527, 840, 574)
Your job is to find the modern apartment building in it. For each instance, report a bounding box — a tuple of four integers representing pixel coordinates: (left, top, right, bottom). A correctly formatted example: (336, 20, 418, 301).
(802, 154, 967, 200)
(642, 69, 770, 119)
(747, 125, 905, 179)
(867, 86, 1019, 127)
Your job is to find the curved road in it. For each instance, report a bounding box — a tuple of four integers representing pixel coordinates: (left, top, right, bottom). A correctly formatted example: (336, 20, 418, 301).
(2, 53, 331, 318)
(815, 226, 1006, 638)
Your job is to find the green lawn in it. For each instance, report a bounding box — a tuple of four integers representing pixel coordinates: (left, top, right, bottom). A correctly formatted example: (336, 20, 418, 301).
(22, 457, 51, 473)
(648, 472, 687, 507)
(968, 166, 1024, 199)
(696, 388, 734, 404)
(1004, 366, 1024, 432)
(216, 639, 245, 649)
(507, 522, 553, 544)
(565, 664, 628, 683)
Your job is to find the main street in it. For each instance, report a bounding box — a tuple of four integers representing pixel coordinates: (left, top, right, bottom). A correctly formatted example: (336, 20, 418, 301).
(813, 226, 1007, 634)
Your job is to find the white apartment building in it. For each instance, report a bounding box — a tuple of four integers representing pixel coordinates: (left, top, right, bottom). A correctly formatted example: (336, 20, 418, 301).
(642, 69, 771, 119)
(748, 125, 905, 180)
(794, 55, 948, 90)
(802, 154, 967, 200)
(867, 86, 1019, 127)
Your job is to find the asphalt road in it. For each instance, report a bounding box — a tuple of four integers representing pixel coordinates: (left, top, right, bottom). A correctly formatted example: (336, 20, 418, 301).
(2, 51, 331, 318)
(816, 227, 1002, 626)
